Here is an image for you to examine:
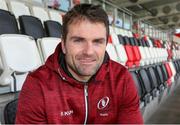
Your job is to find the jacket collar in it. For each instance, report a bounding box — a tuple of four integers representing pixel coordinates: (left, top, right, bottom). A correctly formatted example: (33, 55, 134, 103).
(45, 42, 110, 88)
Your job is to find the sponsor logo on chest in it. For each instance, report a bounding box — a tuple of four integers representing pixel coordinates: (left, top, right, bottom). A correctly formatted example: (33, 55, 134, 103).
(60, 110, 74, 116)
(97, 96, 110, 117)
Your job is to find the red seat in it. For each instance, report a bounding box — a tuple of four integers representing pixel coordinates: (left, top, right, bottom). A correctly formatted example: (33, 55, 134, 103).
(129, 37, 141, 67)
(123, 36, 135, 68)
(164, 62, 173, 86)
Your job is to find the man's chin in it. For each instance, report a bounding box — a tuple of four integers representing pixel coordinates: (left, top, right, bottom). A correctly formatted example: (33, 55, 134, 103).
(78, 69, 96, 76)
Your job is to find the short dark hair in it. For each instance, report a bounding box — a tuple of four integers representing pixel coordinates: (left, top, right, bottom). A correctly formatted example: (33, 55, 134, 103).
(62, 3, 109, 42)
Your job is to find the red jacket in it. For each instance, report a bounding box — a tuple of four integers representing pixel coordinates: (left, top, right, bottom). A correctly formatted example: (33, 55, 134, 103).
(16, 43, 143, 124)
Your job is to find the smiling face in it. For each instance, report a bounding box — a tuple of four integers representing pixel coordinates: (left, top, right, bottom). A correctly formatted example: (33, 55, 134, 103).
(62, 20, 107, 82)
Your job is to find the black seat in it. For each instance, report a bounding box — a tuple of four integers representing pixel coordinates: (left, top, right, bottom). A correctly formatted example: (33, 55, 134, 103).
(0, 9, 19, 35)
(138, 69, 152, 104)
(44, 20, 62, 38)
(117, 35, 125, 45)
(147, 67, 159, 97)
(123, 36, 130, 45)
(130, 71, 144, 99)
(155, 65, 166, 91)
(160, 64, 168, 82)
(4, 99, 18, 124)
(19, 15, 45, 40)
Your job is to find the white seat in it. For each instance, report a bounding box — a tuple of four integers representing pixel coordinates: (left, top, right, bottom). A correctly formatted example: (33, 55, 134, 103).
(144, 47, 151, 65)
(109, 26, 115, 34)
(123, 30, 129, 37)
(9, 1, 30, 18)
(119, 28, 125, 36)
(110, 33, 127, 65)
(32, 6, 49, 23)
(106, 43, 119, 63)
(169, 62, 176, 83)
(139, 46, 147, 66)
(0, 0, 8, 10)
(127, 31, 133, 37)
(115, 44, 128, 66)
(32, 0, 43, 4)
(172, 50, 176, 59)
(114, 27, 120, 35)
(37, 37, 61, 62)
(156, 48, 161, 62)
(0, 34, 42, 91)
(49, 9, 63, 24)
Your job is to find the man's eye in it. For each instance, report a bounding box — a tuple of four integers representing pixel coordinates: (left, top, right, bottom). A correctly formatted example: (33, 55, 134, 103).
(74, 39, 82, 42)
(94, 40, 104, 44)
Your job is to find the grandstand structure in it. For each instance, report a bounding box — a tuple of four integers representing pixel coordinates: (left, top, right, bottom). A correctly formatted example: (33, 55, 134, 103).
(0, 0, 180, 124)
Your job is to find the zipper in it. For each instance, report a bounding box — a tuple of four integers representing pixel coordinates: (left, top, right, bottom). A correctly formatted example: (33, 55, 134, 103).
(58, 68, 67, 81)
(84, 85, 88, 124)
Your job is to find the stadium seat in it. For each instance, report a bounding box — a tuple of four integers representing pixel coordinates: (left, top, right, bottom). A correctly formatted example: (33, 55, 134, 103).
(138, 69, 153, 104)
(122, 36, 135, 68)
(31, 6, 49, 23)
(9, 1, 30, 18)
(160, 64, 169, 84)
(106, 36, 119, 62)
(147, 67, 160, 97)
(0, 34, 42, 91)
(111, 33, 127, 66)
(129, 37, 141, 67)
(37, 37, 61, 62)
(138, 39, 147, 66)
(164, 63, 173, 86)
(19, 15, 45, 39)
(0, 0, 8, 10)
(4, 99, 18, 124)
(130, 71, 145, 108)
(44, 20, 62, 38)
(49, 9, 63, 24)
(0, 9, 19, 35)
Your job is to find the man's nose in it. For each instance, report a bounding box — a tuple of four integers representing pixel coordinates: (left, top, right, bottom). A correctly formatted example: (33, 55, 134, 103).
(83, 42, 94, 55)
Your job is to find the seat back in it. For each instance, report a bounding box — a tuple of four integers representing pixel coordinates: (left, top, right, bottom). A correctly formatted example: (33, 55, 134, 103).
(0, 9, 19, 35)
(155, 65, 165, 86)
(49, 9, 62, 24)
(0, 0, 8, 10)
(44, 20, 62, 38)
(138, 69, 152, 94)
(10, 1, 30, 18)
(111, 34, 127, 65)
(147, 67, 159, 89)
(4, 99, 18, 124)
(37, 37, 61, 62)
(130, 71, 144, 100)
(160, 64, 168, 82)
(19, 15, 45, 39)
(31, 6, 49, 23)
(106, 43, 118, 62)
(0, 34, 42, 89)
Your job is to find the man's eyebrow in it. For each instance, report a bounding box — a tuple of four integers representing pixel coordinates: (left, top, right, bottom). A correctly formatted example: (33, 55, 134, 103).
(93, 38, 106, 41)
(70, 36, 85, 40)
(70, 36, 106, 41)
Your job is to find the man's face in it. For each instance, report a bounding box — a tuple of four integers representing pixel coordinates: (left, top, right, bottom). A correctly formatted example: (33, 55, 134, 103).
(62, 20, 107, 82)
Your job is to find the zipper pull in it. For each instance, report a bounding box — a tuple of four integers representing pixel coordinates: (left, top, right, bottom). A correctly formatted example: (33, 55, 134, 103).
(84, 85, 88, 97)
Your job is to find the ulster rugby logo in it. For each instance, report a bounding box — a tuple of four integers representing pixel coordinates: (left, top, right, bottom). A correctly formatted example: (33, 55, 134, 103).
(97, 96, 109, 110)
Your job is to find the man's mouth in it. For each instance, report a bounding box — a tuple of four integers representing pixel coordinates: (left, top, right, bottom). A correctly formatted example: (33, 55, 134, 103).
(79, 59, 96, 64)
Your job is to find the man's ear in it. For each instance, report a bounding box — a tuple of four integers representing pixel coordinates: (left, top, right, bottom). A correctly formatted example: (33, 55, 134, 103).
(61, 40, 66, 54)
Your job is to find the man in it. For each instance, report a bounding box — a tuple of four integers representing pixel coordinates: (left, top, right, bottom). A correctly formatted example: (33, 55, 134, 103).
(16, 3, 143, 124)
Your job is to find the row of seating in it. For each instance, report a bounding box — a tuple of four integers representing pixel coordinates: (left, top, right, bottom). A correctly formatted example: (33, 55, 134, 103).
(0, 35, 61, 91)
(0, 9, 62, 38)
(0, 8, 61, 92)
(106, 32, 180, 68)
(130, 60, 180, 120)
(0, 0, 63, 24)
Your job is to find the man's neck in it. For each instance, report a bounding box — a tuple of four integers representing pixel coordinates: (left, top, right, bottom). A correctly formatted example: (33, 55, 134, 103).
(66, 65, 91, 83)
